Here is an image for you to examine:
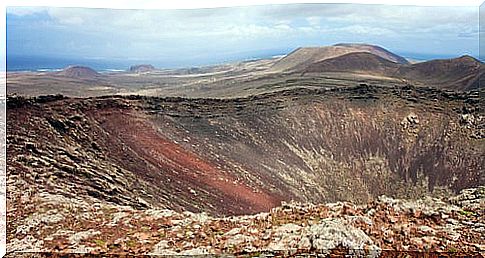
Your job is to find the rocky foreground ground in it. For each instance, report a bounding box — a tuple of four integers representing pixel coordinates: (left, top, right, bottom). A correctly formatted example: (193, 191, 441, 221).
(6, 186, 484, 257)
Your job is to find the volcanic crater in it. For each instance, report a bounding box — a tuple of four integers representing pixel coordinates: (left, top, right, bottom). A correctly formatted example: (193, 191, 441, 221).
(7, 84, 484, 216)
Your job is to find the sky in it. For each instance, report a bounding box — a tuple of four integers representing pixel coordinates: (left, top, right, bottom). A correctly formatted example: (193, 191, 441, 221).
(6, 3, 480, 69)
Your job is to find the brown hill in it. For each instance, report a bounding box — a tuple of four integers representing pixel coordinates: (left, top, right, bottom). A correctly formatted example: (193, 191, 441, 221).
(334, 43, 410, 64)
(302, 52, 400, 76)
(396, 55, 483, 91)
(57, 65, 100, 79)
(290, 49, 482, 91)
(271, 43, 408, 72)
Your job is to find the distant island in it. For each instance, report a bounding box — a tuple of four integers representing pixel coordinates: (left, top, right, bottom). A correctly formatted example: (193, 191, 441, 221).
(129, 64, 156, 73)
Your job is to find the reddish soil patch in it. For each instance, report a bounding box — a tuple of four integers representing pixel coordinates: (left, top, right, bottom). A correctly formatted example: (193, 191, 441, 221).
(94, 108, 281, 214)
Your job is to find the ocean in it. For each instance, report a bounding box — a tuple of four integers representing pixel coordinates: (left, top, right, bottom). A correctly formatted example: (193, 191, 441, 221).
(6, 50, 289, 72)
(6, 55, 135, 72)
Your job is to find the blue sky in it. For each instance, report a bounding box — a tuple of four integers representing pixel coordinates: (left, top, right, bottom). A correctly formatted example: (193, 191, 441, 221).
(6, 4, 479, 68)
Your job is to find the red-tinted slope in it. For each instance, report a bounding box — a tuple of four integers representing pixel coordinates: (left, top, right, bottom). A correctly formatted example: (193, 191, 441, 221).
(95, 109, 282, 214)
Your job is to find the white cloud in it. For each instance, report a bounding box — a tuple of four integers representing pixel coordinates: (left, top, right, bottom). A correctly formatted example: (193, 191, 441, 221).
(319, 24, 397, 37)
(306, 16, 321, 27)
(5, 0, 482, 10)
(6, 3, 479, 60)
(340, 25, 396, 36)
